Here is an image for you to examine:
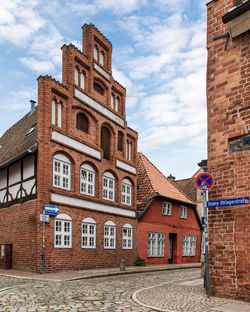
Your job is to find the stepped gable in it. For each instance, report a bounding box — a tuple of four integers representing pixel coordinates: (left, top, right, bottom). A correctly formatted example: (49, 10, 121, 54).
(136, 152, 194, 210)
(0, 108, 38, 168)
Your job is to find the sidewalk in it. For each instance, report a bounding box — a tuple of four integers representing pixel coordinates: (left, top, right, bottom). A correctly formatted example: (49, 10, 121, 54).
(0, 262, 200, 282)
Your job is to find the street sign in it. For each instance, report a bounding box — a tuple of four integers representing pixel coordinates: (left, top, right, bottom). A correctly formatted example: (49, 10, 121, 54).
(40, 214, 49, 223)
(207, 197, 249, 208)
(196, 173, 214, 191)
(44, 205, 60, 216)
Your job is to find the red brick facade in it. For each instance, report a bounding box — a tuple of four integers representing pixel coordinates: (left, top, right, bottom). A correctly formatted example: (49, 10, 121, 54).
(207, 0, 250, 301)
(0, 24, 138, 272)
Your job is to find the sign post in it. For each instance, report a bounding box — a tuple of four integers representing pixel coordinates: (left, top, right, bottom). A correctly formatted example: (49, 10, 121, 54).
(196, 173, 214, 299)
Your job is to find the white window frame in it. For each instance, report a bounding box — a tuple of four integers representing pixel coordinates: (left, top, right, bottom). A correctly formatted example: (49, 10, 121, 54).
(80, 72, 85, 89)
(57, 103, 62, 128)
(126, 141, 132, 161)
(52, 100, 56, 125)
(74, 67, 79, 85)
(102, 172, 115, 201)
(104, 221, 116, 249)
(162, 202, 172, 216)
(100, 52, 104, 66)
(53, 154, 71, 191)
(147, 232, 165, 257)
(82, 217, 96, 249)
(180, 206, 187, 219)
(54, 214, 72, 248)
(115, 97, 119, 112)
(122, 223, 133, 249)
(111, 94, 114, 109)
(121, 179, 132, 206)
(94, 46, 98, 61)
(80, 164, 95, 197)
(182, 235, 196, 257)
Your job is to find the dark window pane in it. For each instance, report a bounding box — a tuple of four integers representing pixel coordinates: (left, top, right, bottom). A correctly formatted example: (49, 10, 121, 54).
(101, 126, 111, 160)
(77, 113, 88, 133)
(118, 131, 124, 151)
(94, 82, 104, 95)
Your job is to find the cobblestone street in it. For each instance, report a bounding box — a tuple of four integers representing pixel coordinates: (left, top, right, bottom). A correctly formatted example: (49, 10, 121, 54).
(0, 268, 199, 311)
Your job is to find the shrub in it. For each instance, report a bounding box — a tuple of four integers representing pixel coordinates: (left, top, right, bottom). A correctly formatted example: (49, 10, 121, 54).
(134, 256, 146, 266)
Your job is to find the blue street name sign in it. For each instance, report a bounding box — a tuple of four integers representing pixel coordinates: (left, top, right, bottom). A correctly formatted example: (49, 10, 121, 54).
(44, 205, 60, 216)
(207, 197, 249, 208)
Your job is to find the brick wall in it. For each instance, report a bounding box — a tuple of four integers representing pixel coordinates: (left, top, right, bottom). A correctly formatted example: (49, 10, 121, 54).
(207, 0, 250, 301)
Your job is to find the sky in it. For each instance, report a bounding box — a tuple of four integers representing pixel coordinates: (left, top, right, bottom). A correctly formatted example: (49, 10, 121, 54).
(0, 0, 208, 180)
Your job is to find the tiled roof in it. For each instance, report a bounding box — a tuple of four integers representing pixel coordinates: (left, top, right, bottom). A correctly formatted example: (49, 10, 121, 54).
(0, 109, 38, 168)
(136, 152, 194, 210)
(174, 178, 197, 203)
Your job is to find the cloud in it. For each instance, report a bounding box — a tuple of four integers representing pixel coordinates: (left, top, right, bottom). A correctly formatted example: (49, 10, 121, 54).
(20, 57, 55, 73)
(94, 0, 147, 14)
(0, 89, 37, 111)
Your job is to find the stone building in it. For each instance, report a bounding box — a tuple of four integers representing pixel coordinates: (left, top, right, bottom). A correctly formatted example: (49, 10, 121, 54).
(206, 0, 250, 301)
(0, 24, 138, 273)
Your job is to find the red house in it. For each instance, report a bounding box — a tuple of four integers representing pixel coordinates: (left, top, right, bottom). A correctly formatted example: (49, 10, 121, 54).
(137, 152, 202, 264)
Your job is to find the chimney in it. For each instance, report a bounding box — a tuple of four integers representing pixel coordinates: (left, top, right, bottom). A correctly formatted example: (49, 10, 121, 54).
(30, 100, 36, 114)
(168, 174, 175, 182)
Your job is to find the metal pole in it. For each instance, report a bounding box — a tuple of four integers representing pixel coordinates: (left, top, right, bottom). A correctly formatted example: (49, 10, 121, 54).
(203, 190, 210, 298)
(42, 219, 45, 274)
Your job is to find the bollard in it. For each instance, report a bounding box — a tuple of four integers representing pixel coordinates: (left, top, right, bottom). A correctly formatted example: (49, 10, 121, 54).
(120, 259, 125, 271)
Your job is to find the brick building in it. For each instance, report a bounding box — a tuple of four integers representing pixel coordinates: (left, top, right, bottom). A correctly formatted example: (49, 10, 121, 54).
(136, 152, 202, 265)
(0, 24, 138, 273)
(207, 0, 250, 301)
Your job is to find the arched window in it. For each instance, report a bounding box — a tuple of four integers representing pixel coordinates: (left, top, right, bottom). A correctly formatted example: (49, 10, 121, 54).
(121, 178, 132, 205)
(104, 221, 116, 249)
(82, 217, 96, 249)
(94, 46, 98, 60)
(122, 223, 133, 249)
(54, 213, 72, 248)
(115, 97, 119, 112)
(118, 131, 124, 152)
(103, 171, 115, 201)
(100, 52, 104, 66)
(111, 94, 114, 109)
(53, 154, 71, 190)
(126, 140, 132, 161)
(52, 100, 56, 125)
(57, 103, 62, 127)
(94, 82, 104, 95)
(74, 67, 79, 85)
(101, 126, 111, 160)
(52, 100, 62, 128)
(80, 72, 85, 89)
(80, 164, 95, 196)
(76, 113, 88, 133)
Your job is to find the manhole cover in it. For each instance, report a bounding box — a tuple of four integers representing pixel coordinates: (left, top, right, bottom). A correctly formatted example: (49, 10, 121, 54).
(76, 296, 104, 301)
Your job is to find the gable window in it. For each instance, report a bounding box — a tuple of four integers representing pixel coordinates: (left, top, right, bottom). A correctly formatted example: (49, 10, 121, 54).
(94, 82, 104, 95)
(121, 178, 132, 205)
(115, 97, 119, 112)
(104, 221, 116, 249)
(80, 72, 85, 89)
(147, 232, 165, 257)
(80, 164, 95, 196)
(162, 202, 172, 216)
(182, 235, 196, 256)
(74, 67, 79, 85)
(82, 217, 96, 249)
(76, 113, 88, 133)
(111, 94, 114, 109)
(52, 100, 62, 128)
(101, 126, 111, 160)
(180, 206, 187, 219)
(122, 224, 133, 249)
(103, 172, 115, 201)
(118, 131, 123, 152)
(53, 154, 71, 190)
(94, 46, 98, 61)
(126, 140, 132, 161)
(100, 52, 104, 66)
(54, 214, 72, 248)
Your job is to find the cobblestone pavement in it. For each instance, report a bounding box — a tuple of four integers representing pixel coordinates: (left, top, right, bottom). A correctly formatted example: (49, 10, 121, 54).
(0, 276, 34, 292)
(135, 278, 250, 312)
(0, 268, 199, 311)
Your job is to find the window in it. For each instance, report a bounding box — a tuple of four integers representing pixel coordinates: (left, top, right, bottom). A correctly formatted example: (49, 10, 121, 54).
(126, 141, 132, 161)
(101, 126, 111, 160)
(94, 82, 104, 95)
(180, 206, 187, 219)
(103, 172, 115, 201)
(80, 164, 95, 196)
(162, 202, 172, 216)
(118, 131, 123, 152)
(74, 67, 79, 85)
(52, 100, 62, 128)
(54, 214, 72, 248)
(100, 52, 104, 66)
(80, 72, 85, 89)
(57, 103, 62, 127)
(115, 97, 119, 112)
(52, 100, 56, 125)
(53, 154, 71, 190)
(94, 46, 98, 60)
(182, 235, 196, 256)
(122, 224, 133, 249)
(111, 94, 114, 109)
(104, 221, 116, 249)
(76, 113, 88, 133)
(121, 179, 132, 205)
(147, 232, 165, 257)
(82, 218, 96, 249)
